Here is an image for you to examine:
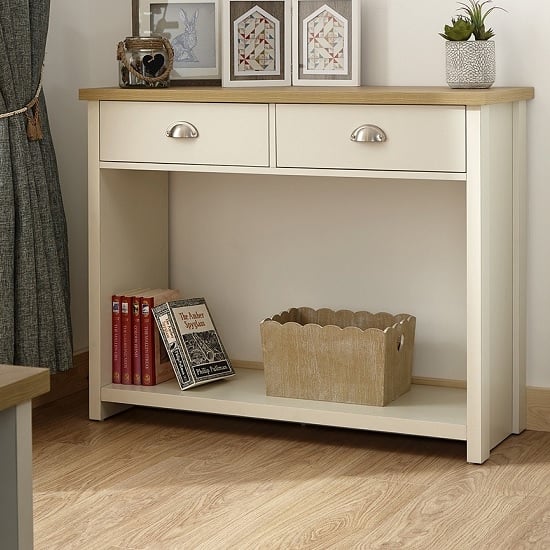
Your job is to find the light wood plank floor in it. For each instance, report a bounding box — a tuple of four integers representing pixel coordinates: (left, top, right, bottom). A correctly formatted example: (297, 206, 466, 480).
(33, 391, 550, 549)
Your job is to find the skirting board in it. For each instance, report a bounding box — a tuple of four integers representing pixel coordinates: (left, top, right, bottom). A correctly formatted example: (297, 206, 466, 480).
(525, 387, 550, 432)
(32, 351, 89, 408)
(32, 355, 550, 432)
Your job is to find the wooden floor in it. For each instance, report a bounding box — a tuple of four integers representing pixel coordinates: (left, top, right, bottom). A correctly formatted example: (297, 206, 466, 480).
(32, 391, 550, 549)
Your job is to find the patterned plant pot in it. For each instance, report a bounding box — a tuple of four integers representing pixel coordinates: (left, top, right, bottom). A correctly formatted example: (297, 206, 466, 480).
(445, 40, 495, 89)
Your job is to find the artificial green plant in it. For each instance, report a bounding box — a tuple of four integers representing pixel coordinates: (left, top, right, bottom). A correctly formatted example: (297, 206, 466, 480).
(440, 0, 504, 41)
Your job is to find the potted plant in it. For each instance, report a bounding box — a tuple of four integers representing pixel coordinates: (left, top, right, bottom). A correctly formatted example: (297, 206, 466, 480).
(440, 0, 504, 88)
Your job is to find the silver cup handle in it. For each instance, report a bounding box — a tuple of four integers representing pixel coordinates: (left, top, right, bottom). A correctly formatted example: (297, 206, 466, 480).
(166, 121, 199, 139)
(350, 124, 387, 143)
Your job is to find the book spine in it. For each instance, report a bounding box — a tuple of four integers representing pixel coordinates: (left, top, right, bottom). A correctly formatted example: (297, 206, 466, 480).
(141, 295, 156, 386)
(153, 303, 193, 390)
(131, 296, 142, 385)
(111, 295, 122, 384)
(120, 295, 133, 385)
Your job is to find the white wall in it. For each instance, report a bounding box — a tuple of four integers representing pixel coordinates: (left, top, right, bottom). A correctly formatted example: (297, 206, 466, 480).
(45, 0, 132, 353)
(45, 0, 550, 386)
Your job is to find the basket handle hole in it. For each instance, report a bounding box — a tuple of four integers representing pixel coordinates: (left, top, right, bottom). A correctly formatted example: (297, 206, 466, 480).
(397, 334, 405, 351)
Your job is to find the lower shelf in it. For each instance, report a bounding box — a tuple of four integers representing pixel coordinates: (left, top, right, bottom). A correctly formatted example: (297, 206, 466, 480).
(100, 368, 467, 441)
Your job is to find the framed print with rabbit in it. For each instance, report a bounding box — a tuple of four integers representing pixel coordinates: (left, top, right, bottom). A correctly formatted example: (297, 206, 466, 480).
(133, 0, 221, 84)
(221, 0, 291, 87)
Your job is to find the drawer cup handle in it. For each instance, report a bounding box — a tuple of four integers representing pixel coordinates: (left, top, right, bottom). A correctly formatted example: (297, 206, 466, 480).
(350, 124, 387, 143)
(166, 121, 199, 139)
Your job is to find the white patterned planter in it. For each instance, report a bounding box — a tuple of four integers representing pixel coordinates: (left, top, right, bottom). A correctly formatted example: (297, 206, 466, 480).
(445, 40, 495, 89)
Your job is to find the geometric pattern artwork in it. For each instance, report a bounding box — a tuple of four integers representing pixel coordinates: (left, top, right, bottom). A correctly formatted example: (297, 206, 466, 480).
(303, 4, 348, 74)
(234, 6, 280, 75)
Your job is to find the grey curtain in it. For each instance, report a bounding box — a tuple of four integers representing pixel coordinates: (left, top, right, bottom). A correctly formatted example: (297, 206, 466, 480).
(0, 0, 72, 372)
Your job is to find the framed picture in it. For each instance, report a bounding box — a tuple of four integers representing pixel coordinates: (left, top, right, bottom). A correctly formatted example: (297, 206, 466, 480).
(292, 0, 360, 86)
(133, 0, 221, 84)
(222, 0, 291, 87)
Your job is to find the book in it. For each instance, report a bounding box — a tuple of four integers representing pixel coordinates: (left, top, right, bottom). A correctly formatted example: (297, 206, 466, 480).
(141, 288, 180, 386)
(112, 287, 147, 384)
(131, 295, 143, 384)
(111, 295, 122, 383)
(120, 294, 134, 384)
(152, 297, 235, 390)
(116, 287, 150, 385)
(128, 288, 159, 385)
(111, 287, 179, 386)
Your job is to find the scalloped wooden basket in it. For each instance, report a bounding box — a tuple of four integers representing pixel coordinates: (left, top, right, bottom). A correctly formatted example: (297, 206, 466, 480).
(260, 307, 416, 406)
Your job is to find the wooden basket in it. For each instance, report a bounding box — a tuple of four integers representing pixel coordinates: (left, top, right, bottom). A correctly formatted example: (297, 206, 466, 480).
(260, 307, 416, 406)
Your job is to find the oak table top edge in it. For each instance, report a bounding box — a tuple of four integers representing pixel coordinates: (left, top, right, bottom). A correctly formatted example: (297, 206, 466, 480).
(0, 364, 50, 412)
(78, 86, 535, 106)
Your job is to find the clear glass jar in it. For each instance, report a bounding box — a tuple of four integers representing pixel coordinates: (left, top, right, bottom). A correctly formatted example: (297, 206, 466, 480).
(117, 36, 173, 88)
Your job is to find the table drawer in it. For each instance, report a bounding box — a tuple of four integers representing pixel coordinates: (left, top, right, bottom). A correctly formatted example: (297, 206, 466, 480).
(276, 104, 466, 172)
(100, 102, 269, 167)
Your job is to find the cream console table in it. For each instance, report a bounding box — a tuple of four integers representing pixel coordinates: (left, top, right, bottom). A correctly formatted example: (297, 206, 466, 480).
(80, 86, 534, 464)
(0, 364, 50, 550)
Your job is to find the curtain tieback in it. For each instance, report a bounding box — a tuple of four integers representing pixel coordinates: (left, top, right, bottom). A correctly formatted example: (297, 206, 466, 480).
(0, 69, 44, 141)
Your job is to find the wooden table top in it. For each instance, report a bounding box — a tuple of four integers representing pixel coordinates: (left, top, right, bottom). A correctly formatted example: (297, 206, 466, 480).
(0, 364, 50, 412)
(79, 85, 535, 106)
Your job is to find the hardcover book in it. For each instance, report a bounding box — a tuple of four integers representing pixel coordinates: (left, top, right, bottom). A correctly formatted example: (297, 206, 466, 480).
(141, 288, 181, 386)
(111, 287, 149, 385)
(131, 295, 143, 384)
(111, 295, 122, 383)
(152, 297, 235, 390)
(120, 294, 133, 385)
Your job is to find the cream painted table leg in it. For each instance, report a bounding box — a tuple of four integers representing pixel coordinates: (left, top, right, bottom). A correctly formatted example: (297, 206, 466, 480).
(0, 401, 33, 550)
(0, 365, 50, 550)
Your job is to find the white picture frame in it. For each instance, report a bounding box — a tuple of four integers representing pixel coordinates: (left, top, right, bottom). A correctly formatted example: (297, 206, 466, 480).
(222, 0, 291, 87)
(292, 0, 360, 86)
(134, 0, 221, 84)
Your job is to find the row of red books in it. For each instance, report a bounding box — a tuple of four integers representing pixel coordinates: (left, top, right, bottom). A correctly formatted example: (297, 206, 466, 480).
(111, 288, 180, 385)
